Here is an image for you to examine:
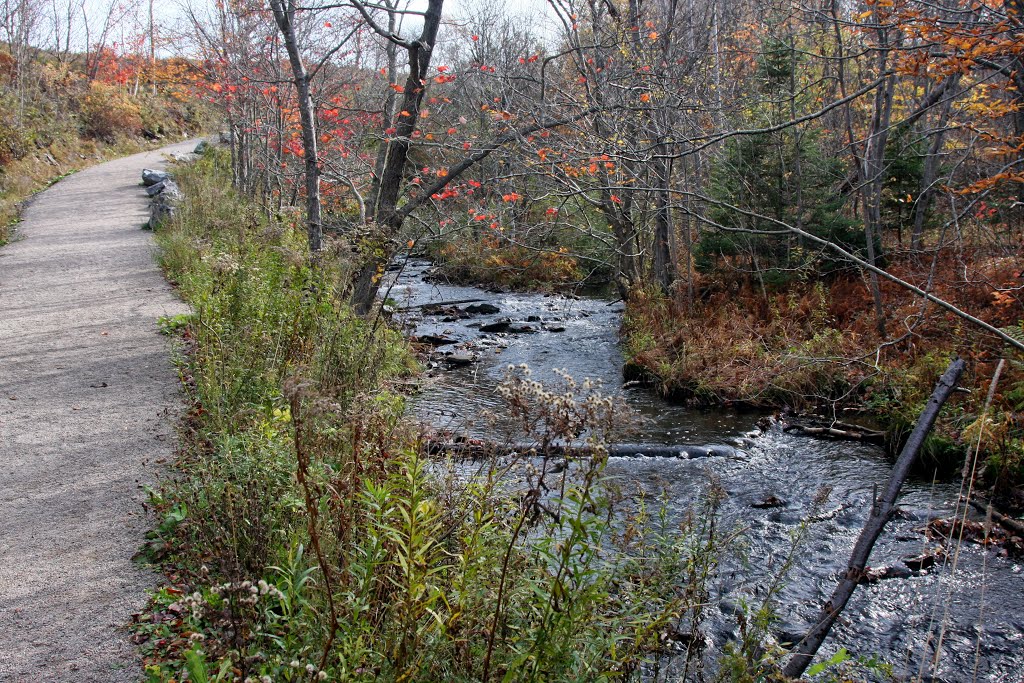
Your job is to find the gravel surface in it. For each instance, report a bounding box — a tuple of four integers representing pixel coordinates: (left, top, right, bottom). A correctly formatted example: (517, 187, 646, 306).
(0, 141, 194, 682)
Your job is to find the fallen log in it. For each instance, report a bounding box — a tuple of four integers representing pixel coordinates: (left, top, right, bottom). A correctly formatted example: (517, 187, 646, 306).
(422, 439, 738, 460)
(398, 298, 488, 311)
(968, 498, 1024, 537)
(781, 416, 886, 445)
(780, 357, 964, 680)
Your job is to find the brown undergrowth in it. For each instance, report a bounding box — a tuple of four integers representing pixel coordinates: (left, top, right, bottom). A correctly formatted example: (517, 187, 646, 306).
(431, 237, 585, 291)
(623, 248, 1024, 500)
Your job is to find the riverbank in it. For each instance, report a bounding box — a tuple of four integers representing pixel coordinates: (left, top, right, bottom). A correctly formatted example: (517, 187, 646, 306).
(618, 261, 1024, 509)
(139, 153, 756, 681)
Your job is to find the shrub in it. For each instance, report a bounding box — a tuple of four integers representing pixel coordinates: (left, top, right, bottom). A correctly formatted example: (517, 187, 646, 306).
(79, 82, 142, 141)
(0, 95, 29, 165)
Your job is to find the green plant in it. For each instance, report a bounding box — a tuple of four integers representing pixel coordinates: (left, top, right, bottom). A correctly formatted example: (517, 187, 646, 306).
(156, 313, 192, 335)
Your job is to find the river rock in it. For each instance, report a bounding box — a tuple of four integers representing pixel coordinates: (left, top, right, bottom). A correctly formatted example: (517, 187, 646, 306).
(718, 599, 744, 617)
(141, 168, 169, 186)
(543, 324, 566, 333)
(480, 319, 512, 333)
(902, 547, 945, 571)
(752, 495, 787, 509)
(774, 622, 808, 647)
(417, 334, 457, 346)
(465, 303, 500, 315)
(526, 315, 541, 322)
(508, 325, 537, 334)
(860, 565, 914, 584)
(445, 350, 477, 367)
(423, 304, 467, 318)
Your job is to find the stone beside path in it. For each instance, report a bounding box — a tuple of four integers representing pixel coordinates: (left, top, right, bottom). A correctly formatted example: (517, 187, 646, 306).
(0, 141, 194, 681)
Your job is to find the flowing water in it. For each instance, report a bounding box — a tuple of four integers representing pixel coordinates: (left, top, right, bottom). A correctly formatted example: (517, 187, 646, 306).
(384, 260, 1024, 682)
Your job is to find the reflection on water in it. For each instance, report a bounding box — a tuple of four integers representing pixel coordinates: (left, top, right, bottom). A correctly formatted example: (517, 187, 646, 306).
(387, 260, 1024, 681)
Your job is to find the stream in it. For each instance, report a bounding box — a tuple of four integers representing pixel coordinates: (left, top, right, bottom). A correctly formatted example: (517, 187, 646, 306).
(384, 260, 1024, 682)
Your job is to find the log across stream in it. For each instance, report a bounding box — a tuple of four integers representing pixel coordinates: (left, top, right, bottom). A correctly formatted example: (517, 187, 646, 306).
(385, 260, 1024, 680)
(422, 439, 741, 460)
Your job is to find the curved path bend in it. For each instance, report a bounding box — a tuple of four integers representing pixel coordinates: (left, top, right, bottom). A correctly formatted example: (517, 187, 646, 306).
(0, 142, 193, 681)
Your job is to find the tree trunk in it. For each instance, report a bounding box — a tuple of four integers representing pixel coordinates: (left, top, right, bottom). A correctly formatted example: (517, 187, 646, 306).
(860, 29, 896, 340)
(911, 93, 955, 252)
(271, 0, 323, 253)
(352, 0, 445, 314)
(148, 0, 157, 95)
(652, 150, 677, 292)
(781, 358, 965, 679)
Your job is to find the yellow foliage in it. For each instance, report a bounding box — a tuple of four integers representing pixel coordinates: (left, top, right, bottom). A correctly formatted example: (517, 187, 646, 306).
(80, 82, 142, 141)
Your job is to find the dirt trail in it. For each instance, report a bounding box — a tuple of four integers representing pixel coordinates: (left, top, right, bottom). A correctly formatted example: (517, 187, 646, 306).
(0, 141, 194, 682)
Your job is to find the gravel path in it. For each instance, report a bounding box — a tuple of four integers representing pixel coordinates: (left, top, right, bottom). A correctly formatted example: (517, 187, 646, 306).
(0, 142, 194, 682)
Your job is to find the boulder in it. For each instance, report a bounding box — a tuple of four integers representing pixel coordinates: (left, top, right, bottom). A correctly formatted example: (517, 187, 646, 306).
(160, 180, 183, 201)
(141, 168, 169, 186)
(902, 548, 945, 571)
(145, 181, 167, 197)
(148, 180, 182, 230)
(416, 334, 457, 346)
(194, 140, 210, 155)
(445, 350, 477, 367)
(774, 622, 808, 647)
(464, 302, 501, 315)
(543, 324, 566, 333)
(480, 319, 512, 333)
(752, 495, 787, 509)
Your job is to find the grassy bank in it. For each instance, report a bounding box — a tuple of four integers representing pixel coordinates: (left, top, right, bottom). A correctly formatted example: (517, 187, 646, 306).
(621, 268, 1024, 503)
(139, 153, 767, 682)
